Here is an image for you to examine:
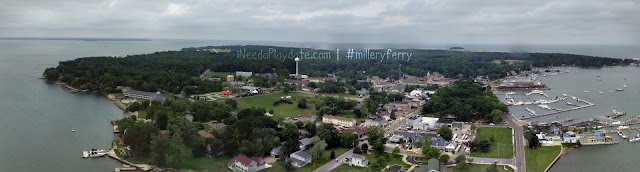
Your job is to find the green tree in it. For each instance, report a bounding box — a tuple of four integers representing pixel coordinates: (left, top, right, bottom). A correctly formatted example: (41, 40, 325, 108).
(457, 162, 470, 172)
(455, 154, 467, 164)
(361, 143, 369, 154)
(123, 120, 159, 156)
(317, 123, 339, 147)
(310, 138, 328, 160)
(392, 147, 401, 157)
(330, 150, 336, 159)
(486, 162, 499, 172)
(438, 126, 453, 141)
(353, 109, 362, 118)
(150, 135, 170, 166)
(353, 146, 362, 154)
(298, 97, 308, 109)
(439, 154, 450, 164)
(168, 117, 198, 144)
(340, 132, 358, 148)
(166, 134, 184, 168)
(366, 127, 385, 155)
(421, 146, 440, 159)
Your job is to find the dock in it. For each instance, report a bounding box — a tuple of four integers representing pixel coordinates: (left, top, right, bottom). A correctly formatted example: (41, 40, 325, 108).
(520, 95, 594, 120)
(115, 167, 137, 171)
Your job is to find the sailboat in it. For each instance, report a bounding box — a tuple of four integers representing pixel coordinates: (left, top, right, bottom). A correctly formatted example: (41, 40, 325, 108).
(623, 84, 628, 88)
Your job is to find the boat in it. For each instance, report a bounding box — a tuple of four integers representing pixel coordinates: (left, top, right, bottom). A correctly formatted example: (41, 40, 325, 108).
(567, 102, 573, 105)
(71, 130, 75, 132)
(631, 134, 640, 143)
(623, 84, 628, 88)
(584, 90, 590, 93)
(618, 126, 629, 130)
(599, 91, 604, 94)
(616, 87, 624, 91)
(82, 149, 108, 158)
(610, 91, 614, 93)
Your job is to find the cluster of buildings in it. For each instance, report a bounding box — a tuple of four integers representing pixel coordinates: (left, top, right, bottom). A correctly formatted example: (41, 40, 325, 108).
(120, 87, 168, 102)
(535, 125, 609, 146)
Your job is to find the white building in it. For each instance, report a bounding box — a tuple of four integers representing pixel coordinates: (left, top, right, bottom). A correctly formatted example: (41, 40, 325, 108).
(228, 154, 266, 172)
(121, 87, 168, 101)
(404, 116, 439, 130)
(290, 150, 312, 167)
(322, 115, 356, 128)
(349, 154, 368, 167)
(236, 71, 253, 77)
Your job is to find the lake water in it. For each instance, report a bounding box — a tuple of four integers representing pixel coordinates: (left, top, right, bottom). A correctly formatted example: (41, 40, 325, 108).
(0, 39, 638, 171)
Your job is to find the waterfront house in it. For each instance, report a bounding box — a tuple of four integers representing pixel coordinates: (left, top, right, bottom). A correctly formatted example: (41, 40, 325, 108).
(322, 115, 356, 128)
(349, 153, 369, 167)
(121, 87, 168, 102)
(576, 130, 606, 145)
(228, 154, 266, 172)
(543, 133, 562, 146)
(551, 125, 561, 134)
(562, 132, 576, 143)
(299, 138, 312, 150)
(290, 150, 312, 167)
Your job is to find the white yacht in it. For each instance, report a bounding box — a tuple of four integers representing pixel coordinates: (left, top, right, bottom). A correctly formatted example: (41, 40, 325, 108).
(599, 91, 604, 94)
(616, 87, 624, 91)
(83, 149, 108, 158)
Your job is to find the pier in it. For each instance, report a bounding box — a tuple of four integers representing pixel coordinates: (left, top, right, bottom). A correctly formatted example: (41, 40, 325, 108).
(520, 95, 594, 120)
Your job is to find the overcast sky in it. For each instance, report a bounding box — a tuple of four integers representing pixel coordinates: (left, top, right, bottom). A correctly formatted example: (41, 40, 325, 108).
(1, 0, 639, 45)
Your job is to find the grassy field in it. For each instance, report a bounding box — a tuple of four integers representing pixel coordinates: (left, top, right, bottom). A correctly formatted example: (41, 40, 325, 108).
(332, 164, 367, 172)
(119, 144, 232, 171)
(298, 147, 350, 172)
(205, 72, 234, 79)
(451, 164, 514, 172)
(136, 110, 147, 119)
(236, 92, 317, 118)
(471, 127, 513, 158)
(526, 146, 561, 172)
(363, 152, 411, 169)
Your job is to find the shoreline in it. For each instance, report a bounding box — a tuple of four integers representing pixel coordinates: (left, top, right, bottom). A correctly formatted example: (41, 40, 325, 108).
(46, 79, 151, 170)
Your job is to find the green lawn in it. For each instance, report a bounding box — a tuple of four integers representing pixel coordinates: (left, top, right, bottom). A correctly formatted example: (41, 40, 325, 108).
(137, 110, 147, 119)
(112, 93, 124, 97)
(121, 144, 232, 171)
(471, 127, 513, 158)
(451, 164, 514, 172)
(332, 164, 367, 172)
(363, 152, 411, 169)
(526, 146, 561, 172)
(262, 163, 286, 172)
(205, 72, 234, 79)
(298, 147, 350, 172)
(236, 92, 316, 118)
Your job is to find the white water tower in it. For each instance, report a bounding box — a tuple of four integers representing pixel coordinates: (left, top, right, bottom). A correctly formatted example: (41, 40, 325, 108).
(295, 57, 300, 77)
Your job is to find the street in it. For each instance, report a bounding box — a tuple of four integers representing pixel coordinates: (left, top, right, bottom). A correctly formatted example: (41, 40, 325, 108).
(503, 113, 527, 172)
(312, 149, 354, 172)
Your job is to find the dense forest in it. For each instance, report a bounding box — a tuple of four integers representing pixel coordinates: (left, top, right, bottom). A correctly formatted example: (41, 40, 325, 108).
(43, 45, 636, 94)
(423, 80, 508, 122)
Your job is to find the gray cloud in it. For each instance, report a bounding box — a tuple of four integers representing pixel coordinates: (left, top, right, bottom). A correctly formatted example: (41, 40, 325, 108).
(0, 0, 638, 45)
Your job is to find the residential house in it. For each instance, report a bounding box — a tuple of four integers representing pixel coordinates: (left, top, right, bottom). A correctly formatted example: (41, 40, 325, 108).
(227, 75, 235, 82)
(551, 125, 561, 134)
(389, 85, 406, 93)
(121, 87, 168, 102)
(358, 88, 369, 97)
(414, 158, 446, 172)
(562, 132, 575, 143)
(270, 146, 281, 158)
(383, 165, 408, 172)
(290, 150, 312, 167)
(349, 154, 368, 167)
(301, 86, 315, 92)
(543, 133, 562, 146)
(339, 126, 367, 138)
(445, 142, 457, 152)
(299, 138, 312, 150)
(284, 79, 310, 86)
(428, 134, 447, 150)
(322, 115, 356, 128)
(392, 101, 410, 111)
(228, 154, 266, 172)
(305, 77, 337, 83)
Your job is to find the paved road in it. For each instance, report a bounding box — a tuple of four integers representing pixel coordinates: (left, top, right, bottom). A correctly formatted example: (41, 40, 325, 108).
(313, 149, 354, 172)
(504, 113, 526, 172)
(406, 156, 428, 165)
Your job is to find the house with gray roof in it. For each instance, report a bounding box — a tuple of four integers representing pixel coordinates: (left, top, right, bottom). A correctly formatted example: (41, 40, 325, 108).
(350, 153, 368, 167)
(121, 87, 168, 102)
(290, 150, 312, 167)
(299, 138, 312, 150)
